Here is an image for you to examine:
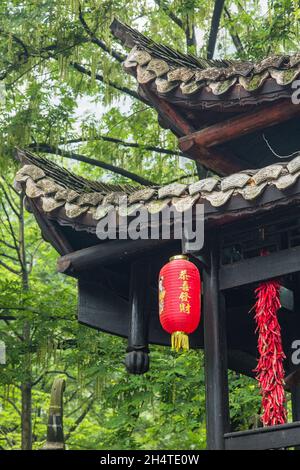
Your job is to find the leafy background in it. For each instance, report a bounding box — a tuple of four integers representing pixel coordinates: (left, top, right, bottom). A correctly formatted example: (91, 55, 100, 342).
(0, 0, 297, 449)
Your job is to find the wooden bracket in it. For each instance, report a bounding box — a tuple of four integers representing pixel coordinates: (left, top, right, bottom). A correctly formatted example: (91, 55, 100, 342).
(179, 99, 300, 150)
(140, 85, 246, 175)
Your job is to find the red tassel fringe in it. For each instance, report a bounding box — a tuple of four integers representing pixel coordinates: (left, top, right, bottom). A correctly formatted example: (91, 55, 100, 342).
(253, 280, 287, 426)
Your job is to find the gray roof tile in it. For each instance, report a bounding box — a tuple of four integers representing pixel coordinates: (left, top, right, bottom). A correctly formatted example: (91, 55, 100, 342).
(15, 150, 300, 227)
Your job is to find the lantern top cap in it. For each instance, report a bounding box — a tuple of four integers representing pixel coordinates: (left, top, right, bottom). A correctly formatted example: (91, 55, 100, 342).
(169, 254, 189, 262)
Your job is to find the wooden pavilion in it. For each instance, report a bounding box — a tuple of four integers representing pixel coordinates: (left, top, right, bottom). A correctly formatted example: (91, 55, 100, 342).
(13, 20, 300, 449)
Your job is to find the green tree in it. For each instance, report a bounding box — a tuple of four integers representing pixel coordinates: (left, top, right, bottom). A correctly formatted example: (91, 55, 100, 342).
(1, 0, 295, 450)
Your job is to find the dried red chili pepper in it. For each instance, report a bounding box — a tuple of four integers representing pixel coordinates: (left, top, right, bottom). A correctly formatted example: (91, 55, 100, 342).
(253, 280, 287, 426)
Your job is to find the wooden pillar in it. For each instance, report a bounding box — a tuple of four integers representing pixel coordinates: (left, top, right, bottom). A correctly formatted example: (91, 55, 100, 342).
(291, 385, 300, 422)
(125, 258, 151, 374)
(203, 243, 230, 449)
(291, 273, 300, 427)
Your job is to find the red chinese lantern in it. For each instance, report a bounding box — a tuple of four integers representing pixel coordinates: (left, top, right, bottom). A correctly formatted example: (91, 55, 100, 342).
(158, 255, 201, 351)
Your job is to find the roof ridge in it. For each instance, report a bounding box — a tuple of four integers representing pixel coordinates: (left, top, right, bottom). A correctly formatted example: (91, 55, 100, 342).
(110, 18, 238, 71)
(15, 148, 140, 195)
(110, 19, 300, 101)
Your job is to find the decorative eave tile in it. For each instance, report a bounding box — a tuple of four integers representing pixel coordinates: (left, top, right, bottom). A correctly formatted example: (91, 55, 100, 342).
(238, 183, 267, 200)
(167, 67, 194, 82)
(137, 65, 156, 84)
(93, 204, 113, 221)
(66, 190, 80, 203)
(155, 77, 178, 94)
(55, 189, 70, 201)
(287, 155, 300, 174)
(146, 58, 169, 77)
(158, 183, 187, 199)
(41, 197, 64, 212)
(77, 192, 103, 206)
(25, 178, 44, 198)
(103, 192, 127, 206)
(189, 177, 219, 195)
(128, 188, 156, 204)
(147, 198, 171, 214)
(119, 203, 142, 217)
(208, 77, 237, 95)
(254, 55, 287, 73)
(36, 178, 63, 195)
(220, 173, 251, 191)
(180, 80, 204, 95)
(65, 202, 89, 219)
(274, 172, 300, 190)
(15, 172, 30, 183)
(18, 164, 45, 181)
(270, 66, 300, 86)
(124, 46, 151, 67)
(172, 194, 200, 212)
(238, 71, 269, 92)
(252, 164, 283, 185)
(203, 189, 234, 207)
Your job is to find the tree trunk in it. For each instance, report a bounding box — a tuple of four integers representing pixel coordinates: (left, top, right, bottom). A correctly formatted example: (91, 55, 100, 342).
(21, 338, 32, 450)
(21, 380, 32, 450)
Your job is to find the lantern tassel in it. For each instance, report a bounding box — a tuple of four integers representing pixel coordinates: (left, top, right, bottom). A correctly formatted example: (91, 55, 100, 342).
(253, 280, 287, 426)
(171, 331, 189, 352)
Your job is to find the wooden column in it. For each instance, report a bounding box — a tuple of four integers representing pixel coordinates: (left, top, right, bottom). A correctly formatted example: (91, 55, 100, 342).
(291, 385, 300, 422)
(290, 272, 300, 439)
(291, 273, 300, 427)
(125, 258, 151, 374)
(203, 242, 230, 449)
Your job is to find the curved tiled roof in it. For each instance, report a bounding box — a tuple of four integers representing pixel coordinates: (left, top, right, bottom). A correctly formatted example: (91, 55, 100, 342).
(15, 149, 300, 233)
(111, 19, 300, 105)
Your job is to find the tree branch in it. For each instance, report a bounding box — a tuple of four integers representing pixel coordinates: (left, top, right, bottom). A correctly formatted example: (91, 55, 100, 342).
(1, 202, 23, 269)
(166, 172, 198, 184)
(68, 59, 144, 102)
(0, 395, 22, 417)
(0, 27, 142, 104)
(0, 239, 16, 250)
(60, 135, 183, 157)
(154, 0, 183, 29)
(28, 144, 156, 186)
(0, 29, 29, 59)
(0, 259, 20, 275)
(224, 6, 245, 55)
(65, 395, 95, 441)
(0, 182, 20, 219)
(0, 252, 19, 263)
(32, 370, 76, 386)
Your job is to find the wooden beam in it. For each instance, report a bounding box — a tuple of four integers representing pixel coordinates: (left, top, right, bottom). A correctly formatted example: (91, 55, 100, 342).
(140, 85, 195, 137)
(290, 272, 300, 450)
(219, 245, 300, 291)
(203, 242, 230, 449)
(224, 421, 300, 450)
(30, 199, 73, 256)
(179, 99, 300, 149)
(57, 239, 170, 275)
(180, 140, 245, 175)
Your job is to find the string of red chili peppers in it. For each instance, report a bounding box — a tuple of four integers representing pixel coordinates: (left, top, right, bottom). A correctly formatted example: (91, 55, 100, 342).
(253, 279, 287, 426)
